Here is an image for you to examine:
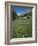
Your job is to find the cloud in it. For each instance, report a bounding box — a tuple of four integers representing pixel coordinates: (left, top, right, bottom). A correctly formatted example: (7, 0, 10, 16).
(16, 8, 32, 16)
(27, 9, 32, 12)
(17, 13, 21, 16)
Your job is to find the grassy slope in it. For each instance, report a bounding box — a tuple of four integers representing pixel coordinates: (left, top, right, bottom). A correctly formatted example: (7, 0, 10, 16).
(11, 15, 32, 38)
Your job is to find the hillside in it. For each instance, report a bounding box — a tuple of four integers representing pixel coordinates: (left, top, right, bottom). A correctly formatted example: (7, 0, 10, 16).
(11, 12, 32, 38)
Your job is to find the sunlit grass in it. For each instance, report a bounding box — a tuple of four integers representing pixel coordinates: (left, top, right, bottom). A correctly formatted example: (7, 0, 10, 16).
(11, 15, 32, 38)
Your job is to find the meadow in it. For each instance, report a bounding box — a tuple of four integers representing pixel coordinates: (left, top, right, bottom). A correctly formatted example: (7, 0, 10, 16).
(11, 12, 32, 38)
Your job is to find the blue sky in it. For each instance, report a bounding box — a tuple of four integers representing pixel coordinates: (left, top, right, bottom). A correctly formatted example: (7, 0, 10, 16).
(11, 5, 32, 16)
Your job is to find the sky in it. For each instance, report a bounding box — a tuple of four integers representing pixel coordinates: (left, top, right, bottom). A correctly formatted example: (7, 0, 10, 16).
(11, 5, 32, 16)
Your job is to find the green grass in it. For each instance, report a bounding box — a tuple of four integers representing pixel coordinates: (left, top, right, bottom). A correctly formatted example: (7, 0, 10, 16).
(11, 16, 32, 38)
